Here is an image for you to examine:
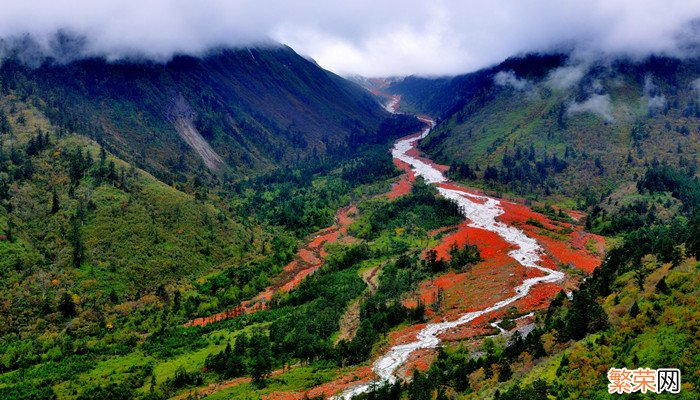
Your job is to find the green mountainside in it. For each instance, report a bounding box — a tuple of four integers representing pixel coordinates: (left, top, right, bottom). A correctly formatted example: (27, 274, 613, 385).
(0, 45, 431, 399)
(0, 45, 386, 183)
(389, 55, 700, 206)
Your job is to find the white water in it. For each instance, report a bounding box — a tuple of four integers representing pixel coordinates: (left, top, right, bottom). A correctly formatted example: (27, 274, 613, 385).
(334, 119, 564, 400)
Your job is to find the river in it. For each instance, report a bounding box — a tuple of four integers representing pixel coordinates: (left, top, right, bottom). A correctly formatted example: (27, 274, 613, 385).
(334, 113, 565, 399)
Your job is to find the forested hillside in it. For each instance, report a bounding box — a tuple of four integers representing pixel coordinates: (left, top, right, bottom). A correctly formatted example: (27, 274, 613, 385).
(0, 52, 432, 398)
(0, 43, 386, 183)
(388, 55, 700, 205)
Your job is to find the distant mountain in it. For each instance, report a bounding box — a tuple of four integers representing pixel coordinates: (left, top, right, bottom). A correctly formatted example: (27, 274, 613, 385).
(388, 54, 700, 202)
(0, 45, 386, 182)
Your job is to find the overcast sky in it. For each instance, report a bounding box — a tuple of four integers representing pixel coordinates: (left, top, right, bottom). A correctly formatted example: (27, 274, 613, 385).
(1, 1, 699, 77)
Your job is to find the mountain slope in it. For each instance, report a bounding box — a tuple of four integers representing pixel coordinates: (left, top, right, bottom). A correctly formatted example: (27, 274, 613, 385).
(388, 55, 700, 205)
(0, 44, 386, 182)
(0, 56, 421, 399)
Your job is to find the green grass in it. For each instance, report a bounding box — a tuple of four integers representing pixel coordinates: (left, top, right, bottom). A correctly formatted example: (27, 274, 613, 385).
(204, 362, 343, 400)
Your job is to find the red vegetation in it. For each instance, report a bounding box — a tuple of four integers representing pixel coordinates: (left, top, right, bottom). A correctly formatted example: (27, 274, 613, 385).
(497, 200, 604, 274)
(183, 206, 357, 328)
(263, 366, 376, 400)
(512, 282, 562, 310)
(387, 176, 413, 199)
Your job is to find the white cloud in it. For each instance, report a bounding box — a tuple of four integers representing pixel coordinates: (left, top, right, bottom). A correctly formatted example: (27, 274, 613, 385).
(546, 65, 587, 90)
(692, 78, 700, 101)
(0, 1, 699, 76)
(642, 75, 666, 114)
(568, 94, 615, 122)
(494, 70, 531, 91)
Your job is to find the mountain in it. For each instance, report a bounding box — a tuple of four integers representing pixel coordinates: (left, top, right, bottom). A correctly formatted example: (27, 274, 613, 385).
(2, 38, 699, 400)
(0, 39, 431, 400)
(0, 44, 386, 183)
(388, 54, 700, 204)
(0, 82, 417, 400)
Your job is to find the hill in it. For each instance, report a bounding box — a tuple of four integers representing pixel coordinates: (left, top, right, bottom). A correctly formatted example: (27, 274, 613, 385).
(388, 54, 700, 207)
(0, 41, 426, 399)
(0, 44, 386, 183)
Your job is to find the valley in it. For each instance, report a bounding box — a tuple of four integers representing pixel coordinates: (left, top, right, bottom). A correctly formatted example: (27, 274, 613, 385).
(0, 31, 699, 400)
(170, 93, 603, 400)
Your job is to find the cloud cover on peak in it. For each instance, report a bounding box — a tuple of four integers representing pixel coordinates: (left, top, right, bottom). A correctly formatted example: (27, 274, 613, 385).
(0, 0, 699, 76)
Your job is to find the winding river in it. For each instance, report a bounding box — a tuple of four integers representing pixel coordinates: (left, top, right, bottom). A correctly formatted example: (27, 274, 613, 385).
(334, 114, 565, 399)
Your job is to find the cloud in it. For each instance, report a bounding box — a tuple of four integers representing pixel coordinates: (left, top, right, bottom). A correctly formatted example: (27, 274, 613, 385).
(568, 94, 615, 122)
(494, 70, 532, 91)
(692, 78, 700, 101)
(546, 65, 588, 90)
(642, 75, 667, 114)
(0, 1, 699, 76)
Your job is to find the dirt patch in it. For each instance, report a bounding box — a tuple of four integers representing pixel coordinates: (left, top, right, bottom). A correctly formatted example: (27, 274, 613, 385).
(172, 117, 225, 172)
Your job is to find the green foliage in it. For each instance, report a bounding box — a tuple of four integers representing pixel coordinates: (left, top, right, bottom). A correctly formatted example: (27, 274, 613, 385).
(247, 331, 274, 383)
(0, 382, 57, 400)
(0, 108, 11, 135)
(142, 327, 208, 359)
(638, 164, 700, 214)
(163, 366, 203, 391)
(270, 255, 367, 363)
(76, 383, 134, 400)
(530, 204, 576, 224)
(352, 178, 462, 239)
(487, 144, 569, 195)
(204, 337, 247, 378)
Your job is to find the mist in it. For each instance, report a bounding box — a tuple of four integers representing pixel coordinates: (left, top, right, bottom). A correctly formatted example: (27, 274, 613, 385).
(1, 1, 699, 76)
(568, 94, 615, 123)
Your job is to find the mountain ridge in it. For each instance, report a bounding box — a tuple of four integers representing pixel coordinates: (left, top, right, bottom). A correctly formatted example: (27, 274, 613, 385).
(0, 44, 387, 183)
(386, 53, 700, 204)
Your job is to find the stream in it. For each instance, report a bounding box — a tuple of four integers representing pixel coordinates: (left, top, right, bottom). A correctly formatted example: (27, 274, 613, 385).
(334, 114, 565, 399)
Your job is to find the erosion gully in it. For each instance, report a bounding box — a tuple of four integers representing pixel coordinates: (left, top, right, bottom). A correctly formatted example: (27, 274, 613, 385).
(183, 206, 356, 328)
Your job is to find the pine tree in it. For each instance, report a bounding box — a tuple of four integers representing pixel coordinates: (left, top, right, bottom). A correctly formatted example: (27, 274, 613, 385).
(50, 190, 60, 214)
(6, 217, 14, 242)
(498, 359, 513, 382)
(248, 332, 273, 384)
(630, 301, 640, 318)
(655, 277, 669, 294)
(0, 110, 11, 134)
(69, 215, 84, 268)
(58, 292, 76, 317)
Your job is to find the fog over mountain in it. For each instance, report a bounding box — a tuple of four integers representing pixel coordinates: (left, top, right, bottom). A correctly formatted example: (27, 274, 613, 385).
(1, 1, 700, 76)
